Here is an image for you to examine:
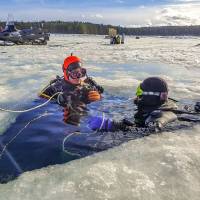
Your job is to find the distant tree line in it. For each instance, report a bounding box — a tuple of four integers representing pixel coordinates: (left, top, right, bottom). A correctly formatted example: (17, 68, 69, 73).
(0, 21, 200, 36)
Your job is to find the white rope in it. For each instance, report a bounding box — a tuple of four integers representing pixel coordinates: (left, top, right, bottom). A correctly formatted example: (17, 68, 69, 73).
(0, 92, 61, 113)
(0, 112, 53, 159)
(99, 112, 105, 131)
(0, 140, 23, 173)
(62, 132, 81, 157)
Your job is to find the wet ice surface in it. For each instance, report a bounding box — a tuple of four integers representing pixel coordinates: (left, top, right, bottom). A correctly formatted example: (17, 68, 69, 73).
(0, 35, 200, 199)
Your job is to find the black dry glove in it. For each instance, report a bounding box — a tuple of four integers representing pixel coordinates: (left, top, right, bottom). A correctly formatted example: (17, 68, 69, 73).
(85, 77, 104, 94)
(96, 85, 104, 94)
(112, 119, 134, 132)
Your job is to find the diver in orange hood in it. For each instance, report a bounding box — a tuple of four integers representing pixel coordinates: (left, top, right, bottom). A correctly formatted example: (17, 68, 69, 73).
(39, 54, 104, 125)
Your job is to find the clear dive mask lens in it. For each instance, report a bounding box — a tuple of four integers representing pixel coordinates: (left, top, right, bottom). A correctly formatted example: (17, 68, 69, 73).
(68, 68, 87, 79)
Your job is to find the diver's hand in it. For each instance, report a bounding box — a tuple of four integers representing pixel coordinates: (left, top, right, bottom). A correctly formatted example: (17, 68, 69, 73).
(88, 91, 101, 102)
(88, 116, 113, 131)
(85, 77, 104, 93)
(96, 85, 104, 94)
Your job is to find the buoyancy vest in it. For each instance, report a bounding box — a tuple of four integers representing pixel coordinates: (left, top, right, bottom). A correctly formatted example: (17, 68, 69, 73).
(39, 76, 103, 105)
(134, 99, 178, 127)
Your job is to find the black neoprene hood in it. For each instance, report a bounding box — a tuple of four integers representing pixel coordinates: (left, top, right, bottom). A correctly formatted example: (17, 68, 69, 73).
(140, 77, 168, 93)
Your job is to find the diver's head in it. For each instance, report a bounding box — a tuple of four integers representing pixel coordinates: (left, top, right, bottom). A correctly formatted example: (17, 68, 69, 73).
(135, 77, 168, 107)
(63, 54, 86, 84)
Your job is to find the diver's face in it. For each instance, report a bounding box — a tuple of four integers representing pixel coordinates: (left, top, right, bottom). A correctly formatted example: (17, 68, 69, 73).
(68, 68, 86, 84)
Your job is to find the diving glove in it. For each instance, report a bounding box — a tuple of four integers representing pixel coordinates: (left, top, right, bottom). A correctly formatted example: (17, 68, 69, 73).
(85, 77, 104, 93)
(88, 91, 101, 102)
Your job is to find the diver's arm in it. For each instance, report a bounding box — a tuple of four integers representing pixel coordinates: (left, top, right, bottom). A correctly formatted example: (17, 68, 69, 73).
(113, 111, 177, 133)
(112, 119, 135, 131)
(88, 111, 178, 133)
(88, 116, 134, 132)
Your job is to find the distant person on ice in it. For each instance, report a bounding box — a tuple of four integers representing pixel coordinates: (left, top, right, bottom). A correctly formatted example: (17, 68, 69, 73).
(110, 35, 121, 44)
(39, 54, 104, 125)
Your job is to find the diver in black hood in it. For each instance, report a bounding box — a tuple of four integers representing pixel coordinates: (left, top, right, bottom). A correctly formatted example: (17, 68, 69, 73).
(88, 77, 200, 133)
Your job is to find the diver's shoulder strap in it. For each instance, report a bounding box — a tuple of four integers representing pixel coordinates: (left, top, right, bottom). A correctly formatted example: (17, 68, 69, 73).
(38, 84, 52, 99)
(39, 92, 51, 99)
(38, 75, 63, 99)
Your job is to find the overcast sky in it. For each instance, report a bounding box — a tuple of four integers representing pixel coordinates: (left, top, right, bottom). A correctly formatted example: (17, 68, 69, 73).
(1, 0, 200, 26)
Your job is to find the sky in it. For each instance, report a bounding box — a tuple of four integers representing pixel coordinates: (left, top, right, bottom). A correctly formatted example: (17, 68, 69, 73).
(1, 0, 200, 26)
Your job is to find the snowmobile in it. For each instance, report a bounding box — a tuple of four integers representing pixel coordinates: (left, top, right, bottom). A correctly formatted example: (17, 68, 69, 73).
(0, 21, 50, 46)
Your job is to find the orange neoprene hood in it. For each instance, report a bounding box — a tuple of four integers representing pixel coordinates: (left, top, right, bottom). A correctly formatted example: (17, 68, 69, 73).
(63, 55, 81, 70)
(63, 55, 81, 80)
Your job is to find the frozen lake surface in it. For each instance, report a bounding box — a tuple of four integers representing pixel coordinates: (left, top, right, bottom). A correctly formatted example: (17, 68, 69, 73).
(0, 35, 200, 199)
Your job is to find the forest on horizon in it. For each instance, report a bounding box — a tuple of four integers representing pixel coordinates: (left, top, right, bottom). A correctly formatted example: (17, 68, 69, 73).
(0, 21, 200, 36)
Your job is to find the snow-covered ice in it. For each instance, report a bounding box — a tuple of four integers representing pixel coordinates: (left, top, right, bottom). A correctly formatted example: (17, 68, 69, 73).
(0, 34, 200, 199)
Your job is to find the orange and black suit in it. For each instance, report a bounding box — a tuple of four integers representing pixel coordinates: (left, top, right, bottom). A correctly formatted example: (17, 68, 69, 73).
(39, 76, 104, 125)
